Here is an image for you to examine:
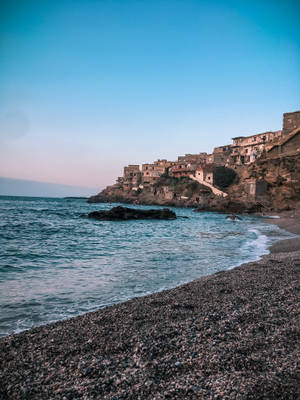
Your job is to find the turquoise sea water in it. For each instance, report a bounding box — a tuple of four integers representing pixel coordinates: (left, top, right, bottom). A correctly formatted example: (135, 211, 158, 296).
(0, 196, 292, 337)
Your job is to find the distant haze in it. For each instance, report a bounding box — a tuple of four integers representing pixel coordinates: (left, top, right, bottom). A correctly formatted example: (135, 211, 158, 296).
(0, 177, 98, 198)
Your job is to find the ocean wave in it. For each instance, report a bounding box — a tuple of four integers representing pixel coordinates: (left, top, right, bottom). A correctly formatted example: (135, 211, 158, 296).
(0, 198, 289, 337)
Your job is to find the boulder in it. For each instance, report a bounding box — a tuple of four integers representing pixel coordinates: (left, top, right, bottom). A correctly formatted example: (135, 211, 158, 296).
(87, 206, 176, 221)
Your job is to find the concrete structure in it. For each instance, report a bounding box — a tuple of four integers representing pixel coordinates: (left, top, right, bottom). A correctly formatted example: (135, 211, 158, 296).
(245, 179, 268, 199)
(213, 145, 232, 166)
(230, 130, 281, 165)
(142, 159, 175, 186)
(267, 127, 300, 157)
(123, 165, 141, 191)
(169, 154, 210, 178)
(206, 154, 214, 163)
(189, 174, 228, 197)
(195, 163, 214, 184)
(177, 153, 209, 164)
(169, 165, 195, 178)
(282, 111, 300, 136)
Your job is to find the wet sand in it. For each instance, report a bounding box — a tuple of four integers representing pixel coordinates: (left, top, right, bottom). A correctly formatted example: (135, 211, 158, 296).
(0, 216, 299, 399)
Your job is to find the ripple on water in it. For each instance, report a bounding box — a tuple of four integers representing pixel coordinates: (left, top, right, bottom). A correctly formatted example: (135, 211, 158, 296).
(0, 197, 294, 337)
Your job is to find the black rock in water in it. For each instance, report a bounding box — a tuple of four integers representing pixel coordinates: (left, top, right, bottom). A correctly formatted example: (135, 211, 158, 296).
(87, 206, 176, 221)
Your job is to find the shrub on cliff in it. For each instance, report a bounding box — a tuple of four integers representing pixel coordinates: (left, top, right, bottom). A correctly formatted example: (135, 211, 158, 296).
(214, 166, 237, 189)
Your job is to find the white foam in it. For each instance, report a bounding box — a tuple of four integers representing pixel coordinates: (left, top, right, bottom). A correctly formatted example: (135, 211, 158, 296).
(227, 228, 270, 270)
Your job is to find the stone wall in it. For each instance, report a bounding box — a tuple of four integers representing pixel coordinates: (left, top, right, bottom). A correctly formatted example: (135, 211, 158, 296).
(213, 145, 232, 166)
(281, 131, 300, 154)
(177, 153, 208, 163)
(283, 111, 300, 136)
(245, 180, 268, 199)
(268, 130, 300, 157)
(123, 165, 141, 191)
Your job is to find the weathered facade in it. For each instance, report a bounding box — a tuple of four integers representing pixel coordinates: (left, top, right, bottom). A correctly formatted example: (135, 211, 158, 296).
(142, 159, 175, 186)
(267, 128, 300, 157)
(169, 165, 195, 178)
(230, 130, 281, 165)
(177, 153, 209, 164)
(282, 111, 300, 136)
(169, 154, 210, 178)
(245, 179, 268, 199)
(213, 145, 232, 166)
(195, 163, 214, 184)
(123, 165, 141, 191)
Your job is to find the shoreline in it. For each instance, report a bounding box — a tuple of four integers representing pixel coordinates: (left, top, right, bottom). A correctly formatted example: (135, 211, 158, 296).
(0, 213, 299, 399)
(263, 210, 300, 253)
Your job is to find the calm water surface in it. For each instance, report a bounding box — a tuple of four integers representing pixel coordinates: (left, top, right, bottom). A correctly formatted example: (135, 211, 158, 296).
(0, 196, 291, 337)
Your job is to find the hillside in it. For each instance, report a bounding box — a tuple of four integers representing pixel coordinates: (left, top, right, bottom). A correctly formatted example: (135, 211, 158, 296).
(88, 153, 300, 213)
(88, 175, 212, 207)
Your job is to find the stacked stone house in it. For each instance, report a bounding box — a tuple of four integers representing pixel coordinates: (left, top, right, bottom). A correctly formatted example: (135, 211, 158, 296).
(122, 165, 141, 191)
(169, 153, 213, 179)
(195, 163, 214, 184)
(212, 111, 300, 167)
(119, 110, 299, 194)
(230, 130, 282, 165)
(141, 159, 176, 187)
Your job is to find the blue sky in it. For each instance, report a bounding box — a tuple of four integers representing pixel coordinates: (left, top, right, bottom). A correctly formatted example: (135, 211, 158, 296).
(0, 0, 299, 191)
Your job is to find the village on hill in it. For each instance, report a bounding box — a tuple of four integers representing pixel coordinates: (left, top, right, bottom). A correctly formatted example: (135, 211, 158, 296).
(89, 110, 300, 212)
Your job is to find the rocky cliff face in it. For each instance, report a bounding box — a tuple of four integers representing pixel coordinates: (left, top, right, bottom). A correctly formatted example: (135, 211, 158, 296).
(88, 176, 213, 207)
(252, 154, 300, 211)
(88, 154, 300, 212)
(227, 153, 300, 211)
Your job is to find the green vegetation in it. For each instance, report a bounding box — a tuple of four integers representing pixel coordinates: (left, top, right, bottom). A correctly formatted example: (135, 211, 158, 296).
(213, 166, 237, 189)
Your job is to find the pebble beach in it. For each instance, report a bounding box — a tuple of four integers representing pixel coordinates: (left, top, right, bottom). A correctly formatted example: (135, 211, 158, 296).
(0, 214, 299, 399)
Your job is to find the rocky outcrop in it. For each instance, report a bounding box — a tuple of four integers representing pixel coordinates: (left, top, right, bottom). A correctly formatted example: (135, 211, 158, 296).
(194, 198, 264, 214)
(226, 153, 300, 212)
(88, 177, 212, 208)
(87, 206, 176, 221)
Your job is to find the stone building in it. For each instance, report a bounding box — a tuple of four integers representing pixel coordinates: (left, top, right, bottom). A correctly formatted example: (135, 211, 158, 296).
(267, 127, 300, 157)
(206, 154, 214, 164)
(169, 164, 195, 178)
(142, 159, 175, 186)
(230, 130, 281, 165)
(169, 153, 209, 178)
(213, 145, 232, 166)
(282, 111, 300, 136)
(123, 165, 141, 191)
(195, 163, 214, 184)
(177, 153, 209, 164)
(245, 179, 268, 200)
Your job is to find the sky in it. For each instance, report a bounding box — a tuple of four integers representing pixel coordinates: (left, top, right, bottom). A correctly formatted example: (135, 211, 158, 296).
(0, 0, 299, 194)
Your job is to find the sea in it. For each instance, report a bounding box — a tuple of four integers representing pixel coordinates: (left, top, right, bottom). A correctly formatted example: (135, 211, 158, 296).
(0, 196, 293, 337)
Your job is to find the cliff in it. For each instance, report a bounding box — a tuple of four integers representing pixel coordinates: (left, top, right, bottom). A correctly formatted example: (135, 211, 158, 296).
(89, 153, 300, 213)
(88, 176, 213, 207)
(244, 153, 300, 211)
